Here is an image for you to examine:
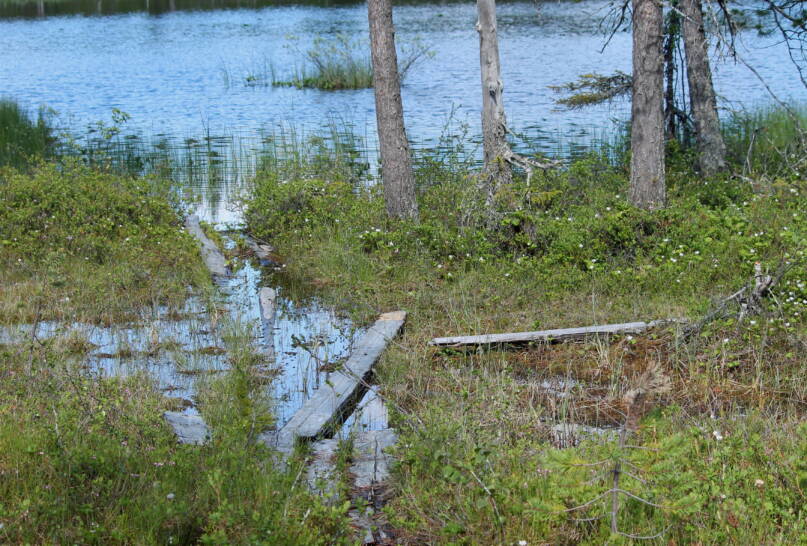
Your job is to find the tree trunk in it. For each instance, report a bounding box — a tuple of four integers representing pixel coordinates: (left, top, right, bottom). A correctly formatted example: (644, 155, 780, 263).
(681, 0, 726, 176)
(477, 0, 512, 202)
(664, 2, 679, 140)
(630, 0, 666, 210)
(368, 0, 418, 220)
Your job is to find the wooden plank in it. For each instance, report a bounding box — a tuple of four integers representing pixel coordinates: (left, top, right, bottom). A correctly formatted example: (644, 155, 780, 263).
(184, 215, 228, 277)
(259, 287, 276, 326)
(258, 287, 276, 358)
(350, 428, 397, 488)
(274, 311, 406, 445)
(429, 320, 667, 348)
(164, 411, 210, 445)
(306, 438, 341, 500)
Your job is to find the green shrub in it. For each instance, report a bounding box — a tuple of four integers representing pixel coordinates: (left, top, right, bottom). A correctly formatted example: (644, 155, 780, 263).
(0, 161, 209, 322)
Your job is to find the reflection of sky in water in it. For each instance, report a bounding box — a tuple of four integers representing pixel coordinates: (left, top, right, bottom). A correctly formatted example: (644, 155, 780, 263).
(0, 248, 371, 429)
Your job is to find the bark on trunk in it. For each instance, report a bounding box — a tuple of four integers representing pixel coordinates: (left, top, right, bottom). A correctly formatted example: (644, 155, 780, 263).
(664, 3, 679, 140)
(368, 0, 418, 220)
(681, 0, 726, 176)
(477, 0, 512, 199)
(630, 0, 666, 210)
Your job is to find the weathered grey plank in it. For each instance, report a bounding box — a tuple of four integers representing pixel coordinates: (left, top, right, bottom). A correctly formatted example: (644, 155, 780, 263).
(259, 287, 276, 327)
(164, 411, 210, 445)
(306, 438, 341, 500)
(259, 287, 276, 358)
(429, 320, 667, 347)
(275, 311, 406, 445)
(185, 215, 228, 277)
(350, 428, 397, 488)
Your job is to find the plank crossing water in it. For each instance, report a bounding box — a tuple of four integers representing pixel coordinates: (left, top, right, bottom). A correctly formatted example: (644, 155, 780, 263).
(164, 411, 210, 445)
(271, 311, 406, 447)
(184, 215, 229, 277)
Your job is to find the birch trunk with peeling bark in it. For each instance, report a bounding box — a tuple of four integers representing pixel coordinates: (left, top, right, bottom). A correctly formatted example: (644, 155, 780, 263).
(477, 0, 512, 201)
(630, 0, 666, 210)
(681, 0, 726, 176)
(368, 0, 418, 220)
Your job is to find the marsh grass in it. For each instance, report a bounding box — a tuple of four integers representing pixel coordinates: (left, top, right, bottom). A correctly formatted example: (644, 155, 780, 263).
(0, 321, 352, 543)
(0, 161, 211, 324)
(0, 156, 355, 542)
(270, 34, 431, 90)
(723, 104, 807, 178)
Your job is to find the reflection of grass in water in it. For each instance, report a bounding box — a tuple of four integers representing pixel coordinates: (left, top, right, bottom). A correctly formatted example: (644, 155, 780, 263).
(0, 99, 57, 169)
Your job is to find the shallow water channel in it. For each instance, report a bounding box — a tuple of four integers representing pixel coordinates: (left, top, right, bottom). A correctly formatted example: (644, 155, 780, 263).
(0, 233, 388, 435)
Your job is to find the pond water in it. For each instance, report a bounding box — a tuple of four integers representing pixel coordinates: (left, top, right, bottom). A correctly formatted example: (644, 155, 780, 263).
(2, 0, 803, 174)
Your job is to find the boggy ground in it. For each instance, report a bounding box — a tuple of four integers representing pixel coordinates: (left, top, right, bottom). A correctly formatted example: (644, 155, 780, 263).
(1, 101, 805, 543)
(244, 119, 806, 544)
(0, 161, 355, 543)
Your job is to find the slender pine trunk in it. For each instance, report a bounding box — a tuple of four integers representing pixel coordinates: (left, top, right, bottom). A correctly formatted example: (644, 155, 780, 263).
(630, 0, 666, 210)
(368, 0, 418, 220)
(681, 0, 726, 176)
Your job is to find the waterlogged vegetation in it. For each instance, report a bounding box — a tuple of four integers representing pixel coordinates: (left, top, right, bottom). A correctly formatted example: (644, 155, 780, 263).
(244, 107, 807, 543)
(265, 35, 431, 91)
(0, 94, 806, 542)
(0, 106, 356, 543)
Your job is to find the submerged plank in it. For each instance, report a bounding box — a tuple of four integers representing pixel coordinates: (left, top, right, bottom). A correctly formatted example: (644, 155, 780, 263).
(274, 311, 406, 445)
(350, 428, 397, 488)
(259, 287, 276, 326)
(259, 287, 276, 358)
(429, 320, 667, 348)
(306, 438, 341, 500)
(185, 215, 228, 277)
(164, 411, 210, 445)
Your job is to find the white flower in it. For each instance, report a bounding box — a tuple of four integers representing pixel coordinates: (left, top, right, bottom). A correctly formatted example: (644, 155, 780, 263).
(518, 541, 528, 546)
(713, 430, 724, 441)
(167, 493, 175, 500)
(754, 479, 765, 488)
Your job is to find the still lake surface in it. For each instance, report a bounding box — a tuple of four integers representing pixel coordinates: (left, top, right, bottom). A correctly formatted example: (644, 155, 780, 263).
(2, 0, 803, 165)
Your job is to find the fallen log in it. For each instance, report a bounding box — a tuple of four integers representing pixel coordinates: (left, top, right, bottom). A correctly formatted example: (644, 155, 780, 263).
(429, 320, 669, 348)
(185, 215, 228, 277)
(270, 311, 406, 447)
